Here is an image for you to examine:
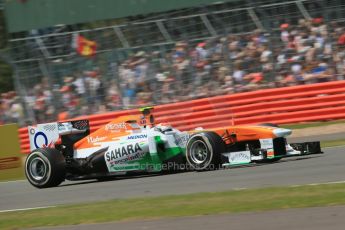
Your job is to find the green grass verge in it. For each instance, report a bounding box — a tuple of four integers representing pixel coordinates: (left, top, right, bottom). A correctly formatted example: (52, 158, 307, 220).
(0, 157, 25, 182)
(0, 168, 24, 182)
(282, 120, 345, 129)
(321, 139, 345, 148)
(1, 183, 345, 229)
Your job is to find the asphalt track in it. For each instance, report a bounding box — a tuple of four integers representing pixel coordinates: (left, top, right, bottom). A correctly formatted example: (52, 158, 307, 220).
(1, 145, 345, 211)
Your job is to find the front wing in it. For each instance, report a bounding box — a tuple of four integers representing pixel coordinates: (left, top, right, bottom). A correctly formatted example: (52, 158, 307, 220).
(221, 140, 323, 167)
(288, 141, 323, 155)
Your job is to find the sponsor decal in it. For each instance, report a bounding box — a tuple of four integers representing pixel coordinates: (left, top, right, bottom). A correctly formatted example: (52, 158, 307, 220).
(175, 134, 190, 147)
(87, 136, 107, 143)
(33, 132, 54, 149)
(267, 150, 274, 158)
(110, 151, 146, 165)
(0, 157, 20, 170)
(127, 134, 147, 140)
(260, 138, 273, 149)
(105, 122, 127, 131)
(58, 123, 68, 131)
(129, 123, 140, 129)
(34, 132, 48, 149)
(43, 124, 56, 132)
(29, 128, 35, 135)
(105, 143, 147, 165)
(44, 142, 55, 148)
(73, 120, 88, 130)
(139, 118, 146, 126)
(229, 151, 251, 163)
(106, 143, 143, 161)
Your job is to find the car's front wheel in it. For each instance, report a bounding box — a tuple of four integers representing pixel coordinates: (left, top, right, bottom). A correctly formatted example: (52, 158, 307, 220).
(186, 132, 225, 171)
(25, 148, 66, 188)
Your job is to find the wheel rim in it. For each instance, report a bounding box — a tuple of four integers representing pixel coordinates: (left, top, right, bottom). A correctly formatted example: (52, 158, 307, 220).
(190, 140, 208, 164)
(29, 157, 47, 181)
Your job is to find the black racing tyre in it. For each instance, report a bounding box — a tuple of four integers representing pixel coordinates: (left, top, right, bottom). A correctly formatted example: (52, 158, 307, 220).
(25, 148, 66, 188)
(186, 132, 225, 171)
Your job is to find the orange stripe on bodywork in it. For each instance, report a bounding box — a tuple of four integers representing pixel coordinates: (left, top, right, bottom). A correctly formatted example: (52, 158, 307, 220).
(189, 125, 278, 144)
(74, 115, 141, 150)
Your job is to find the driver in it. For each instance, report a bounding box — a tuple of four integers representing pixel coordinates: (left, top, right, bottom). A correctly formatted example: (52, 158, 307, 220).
(155, 123, 173, 133)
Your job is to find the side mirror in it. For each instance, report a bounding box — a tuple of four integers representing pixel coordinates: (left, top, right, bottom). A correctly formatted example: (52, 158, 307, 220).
(149, 115, 154, 125)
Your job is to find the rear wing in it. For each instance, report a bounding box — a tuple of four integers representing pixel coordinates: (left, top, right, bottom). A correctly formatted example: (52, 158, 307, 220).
(28, 120, 89, 152)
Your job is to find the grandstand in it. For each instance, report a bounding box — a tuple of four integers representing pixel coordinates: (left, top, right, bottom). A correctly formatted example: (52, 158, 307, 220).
(1, 0, 345, 125)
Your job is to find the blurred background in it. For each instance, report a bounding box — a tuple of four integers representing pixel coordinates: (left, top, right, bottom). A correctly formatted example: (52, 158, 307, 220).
(0, 0, 345, 126)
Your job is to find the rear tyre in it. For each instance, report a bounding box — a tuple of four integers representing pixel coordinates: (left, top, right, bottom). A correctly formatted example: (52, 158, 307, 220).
(25, 148, 66, 188)
(186, 132, 225, 171)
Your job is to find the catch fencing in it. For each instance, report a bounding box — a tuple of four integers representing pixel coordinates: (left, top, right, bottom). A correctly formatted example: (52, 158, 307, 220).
(6, 0, 345, 125)
(18, 80, 345, 153)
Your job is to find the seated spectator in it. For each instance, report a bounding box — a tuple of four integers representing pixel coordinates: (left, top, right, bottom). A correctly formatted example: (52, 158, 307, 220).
(4, 16, 345, 126)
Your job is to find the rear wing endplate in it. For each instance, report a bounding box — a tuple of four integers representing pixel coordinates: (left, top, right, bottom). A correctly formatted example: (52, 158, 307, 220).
(28, 120, 89, 151)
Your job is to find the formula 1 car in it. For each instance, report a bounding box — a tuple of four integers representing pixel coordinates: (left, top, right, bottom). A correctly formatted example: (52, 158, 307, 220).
(25, 107, 322, 188)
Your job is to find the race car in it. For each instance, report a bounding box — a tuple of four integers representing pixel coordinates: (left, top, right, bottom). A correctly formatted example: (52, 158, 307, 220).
(25, 107, 322, 188)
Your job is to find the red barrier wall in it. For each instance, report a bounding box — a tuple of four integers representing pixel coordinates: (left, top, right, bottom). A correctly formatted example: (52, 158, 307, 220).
(18, 81, 345, 154)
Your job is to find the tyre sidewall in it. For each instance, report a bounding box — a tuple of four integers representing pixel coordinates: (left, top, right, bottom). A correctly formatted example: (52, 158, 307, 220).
(25, 151, 52, 187)
(25, 148, 65, 188)
(186, 133, 218, 171)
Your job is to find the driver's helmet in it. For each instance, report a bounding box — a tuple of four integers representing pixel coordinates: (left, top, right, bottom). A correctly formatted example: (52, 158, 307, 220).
(156, 123, 173, 133)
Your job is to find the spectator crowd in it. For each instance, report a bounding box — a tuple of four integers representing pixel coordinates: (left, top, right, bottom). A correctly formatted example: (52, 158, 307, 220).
(1, 18, 345, 125)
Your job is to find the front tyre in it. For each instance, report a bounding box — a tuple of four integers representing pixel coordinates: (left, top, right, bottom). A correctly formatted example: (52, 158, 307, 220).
(186, 132, 225, 171)
(25, 148, 66, 188)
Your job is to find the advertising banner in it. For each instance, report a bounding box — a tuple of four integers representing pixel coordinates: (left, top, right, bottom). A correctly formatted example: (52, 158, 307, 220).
(0, 124, 23, 181)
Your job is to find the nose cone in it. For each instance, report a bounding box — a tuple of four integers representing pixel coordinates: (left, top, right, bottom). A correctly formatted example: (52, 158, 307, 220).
(273, 128, 292, 137)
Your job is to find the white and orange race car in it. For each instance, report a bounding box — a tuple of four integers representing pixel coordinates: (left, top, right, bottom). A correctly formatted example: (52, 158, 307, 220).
(25, 107, 322, 188)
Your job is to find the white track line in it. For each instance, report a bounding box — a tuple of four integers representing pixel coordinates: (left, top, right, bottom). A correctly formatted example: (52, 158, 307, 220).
(0, 179, 26, 184)
(323, 145, 345, 149)
(233, 187, 247, 190)
(0, 206, 56, 213)
(289, 180, 345, 188)
(307, 181, 345, 186)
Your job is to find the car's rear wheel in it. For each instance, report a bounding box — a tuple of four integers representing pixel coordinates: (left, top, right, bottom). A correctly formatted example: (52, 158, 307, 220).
(186, 132, 225, 171)
(25, 148, 65, 188)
